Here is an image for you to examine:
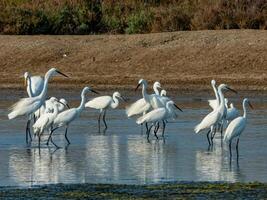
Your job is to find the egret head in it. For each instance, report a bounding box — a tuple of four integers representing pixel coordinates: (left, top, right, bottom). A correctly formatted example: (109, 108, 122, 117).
(160, 89, 167, 96)
(218, 84, 237, 94)
(211, 79, 216, 86)
(244, 98, 253, 109)
(135, 79, 147, 91)
(83, 86, 99, 95)
(60, 98, 70, 108)
(46, 68, 69, 79)
(114, 91, 127, 102)
(153, 81, 161, 89)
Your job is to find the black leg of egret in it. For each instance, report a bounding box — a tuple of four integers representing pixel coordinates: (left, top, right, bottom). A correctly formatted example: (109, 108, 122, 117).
(38, 135, 41, 149)
(145, 123, 149, 132)
(206, 130, 211, 146)
(98, 112, 102, 133)
(229, 140, 232, 159)
(162, 120, 166, 137)
(46, 127, 59, 145)
(147, 125, 153, 141)
(154, 124, 159, 140)
(103, 110, 107, 130)
(220, 123, 223, 140)
(155, 122, 160, 134)
(50, 136, 59, 149)
(64, 127, 70, 144)
(236, 138, 240, 159)
(25, 121, 29, 144)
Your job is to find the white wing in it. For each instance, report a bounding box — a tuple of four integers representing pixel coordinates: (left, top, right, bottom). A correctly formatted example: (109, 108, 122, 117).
(126, 98, 151, 117)
(194, 110, 220, 133)
(136, 108, 166, 124)
(8, 97, 41, 119)
(85, 96, 112, 109)
(53, 108, 77, 127)
(224, 117, 246, 141)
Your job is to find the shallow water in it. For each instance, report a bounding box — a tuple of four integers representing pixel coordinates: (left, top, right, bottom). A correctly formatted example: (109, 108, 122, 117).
(0, 90, 267, 187)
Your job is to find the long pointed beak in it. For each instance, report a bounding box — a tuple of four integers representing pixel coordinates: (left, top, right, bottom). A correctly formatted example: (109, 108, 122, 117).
(66, 103, 70, 109)
(135, 83, 141, 91)
(248, 101, 253, 109)
(90, 89, 99, 94)
(226, 86, 237, 94)
(120, 96, 127, 102)
(56, 70, 69, 78)
(174, 104, 183, 112)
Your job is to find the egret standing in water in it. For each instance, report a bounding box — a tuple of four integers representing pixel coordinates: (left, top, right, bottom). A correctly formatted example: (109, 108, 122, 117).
(224, 98, 253, 158)
(47, 87, 98, 147)
(136, 101, 182, 139)
(194, 84, 237, 145)
(8, 68, 68, 143)
(85, 91, 126, 132)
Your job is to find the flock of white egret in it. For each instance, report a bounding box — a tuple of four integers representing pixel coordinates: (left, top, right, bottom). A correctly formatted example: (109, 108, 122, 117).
(7, 68, 252, 158)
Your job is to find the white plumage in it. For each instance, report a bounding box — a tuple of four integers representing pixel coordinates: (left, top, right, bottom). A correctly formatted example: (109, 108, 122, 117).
(224, 98, 252, 157)
(24, 72, 44, 97)
(85, 92, 125, 131)
(226, 103, 239, 121)
(47, 87, 97, 146)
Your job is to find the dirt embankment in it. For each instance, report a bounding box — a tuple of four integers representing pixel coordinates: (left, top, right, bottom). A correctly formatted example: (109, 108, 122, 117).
(0, 30, 266, 91)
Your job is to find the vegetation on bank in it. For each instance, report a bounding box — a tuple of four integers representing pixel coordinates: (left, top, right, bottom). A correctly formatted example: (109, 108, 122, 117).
(0, 0, 266, 34)
(1, 182, 267, 199)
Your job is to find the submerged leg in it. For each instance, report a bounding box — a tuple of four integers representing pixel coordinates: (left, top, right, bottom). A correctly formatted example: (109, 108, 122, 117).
(64, 126, 70, 144)
(229, 140, 232, 158)
(103, 110, 107, 130)
(98, 112, 102, 133)
(154, 123, 159, 140)
(46, 127, 59, 145)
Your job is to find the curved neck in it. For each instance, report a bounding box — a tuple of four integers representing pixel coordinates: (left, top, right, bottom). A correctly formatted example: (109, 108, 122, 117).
(243, 100, 247, 118)
(111, 95, 119, 109)
(217, 87, 225, 113)
(77, 90, 86, 111)
(27, 77, 34, 97)
(153, 85, 160, 95)
(212, 84, 220, 105)
(37, 72, 52, 100)
(141, 83, 149, 102)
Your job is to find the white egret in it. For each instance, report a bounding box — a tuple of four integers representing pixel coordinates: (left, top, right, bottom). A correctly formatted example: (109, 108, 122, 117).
(32, 97, 66, 148)
(136, 101, 182, 139)
(85, 91, 126, 131)
(8, 68, 68, 143)
(24, 72, 44, 98)
(224, 98, 253, 158)
(47, 87, 98, 147)
(194, 84, 237, 145)
(126, 80, 161, 117)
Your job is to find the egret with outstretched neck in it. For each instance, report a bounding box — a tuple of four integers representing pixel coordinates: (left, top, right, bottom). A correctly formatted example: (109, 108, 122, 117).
(47, 87, 98, 147)
(224, 98, 253, 158)
(8, 68, 68, 144)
